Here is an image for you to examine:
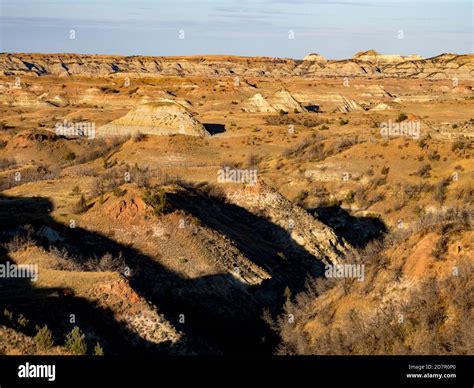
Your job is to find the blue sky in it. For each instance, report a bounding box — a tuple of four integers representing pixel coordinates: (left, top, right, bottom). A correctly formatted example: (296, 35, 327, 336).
(0, 0, 472, 59)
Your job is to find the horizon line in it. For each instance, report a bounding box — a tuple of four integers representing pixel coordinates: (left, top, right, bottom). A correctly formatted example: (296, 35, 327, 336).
(1, 50, 472, 62)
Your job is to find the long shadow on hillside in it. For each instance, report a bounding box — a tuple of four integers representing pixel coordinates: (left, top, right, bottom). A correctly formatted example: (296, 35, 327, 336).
(311, 205, 387, 248)
(0, 187, 333, 355)
(0, 199, 175, 356)
(164, 187, 332, 354)
(0, 195, 281, 353)
(166, 188, 325, 292)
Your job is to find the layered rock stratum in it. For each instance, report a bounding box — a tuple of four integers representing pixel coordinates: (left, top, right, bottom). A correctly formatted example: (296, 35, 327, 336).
(1, 52, 472, 80)
(353, 50, 425, 64)
(242, 90, 307, 113)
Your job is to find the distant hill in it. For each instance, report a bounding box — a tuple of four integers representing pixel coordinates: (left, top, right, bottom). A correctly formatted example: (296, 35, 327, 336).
(1, 52, 473, 80)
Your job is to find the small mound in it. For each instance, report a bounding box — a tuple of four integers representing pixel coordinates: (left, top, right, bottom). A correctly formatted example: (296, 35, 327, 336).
(267, 90, 307, 113)
(353, 50, 381, 61)
(303, 53, 327, 63)
(84, 184, 154, 225)
(241, 93, 277, 113)
(98, 100, 209, 137)
(337, 96, 365, 112)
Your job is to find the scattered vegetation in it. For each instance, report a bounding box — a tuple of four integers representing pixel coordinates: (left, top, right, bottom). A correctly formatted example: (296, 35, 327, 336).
(0, 164, 59, 191)
(415, 164, 432, 178)
(282, 136, 359, 162)
(433, 178, 451, 204)
(0, 157, 16, 170)
(404, 183, 433, 200)
(451, 136, 472, 155)
(265, 114, 325, 127)
(51, 249, 126, 273)
(267, 208, 473, 355)
(74, 137, 128, 165)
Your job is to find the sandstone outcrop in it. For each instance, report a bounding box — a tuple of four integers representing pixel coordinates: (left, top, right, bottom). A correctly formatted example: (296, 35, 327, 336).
(337, 96, 365, 112)
(303, 53, 327, 63)
(98, 100, 210, 137)
(241, 93, 277, 113)
(242, 90, 307, 113)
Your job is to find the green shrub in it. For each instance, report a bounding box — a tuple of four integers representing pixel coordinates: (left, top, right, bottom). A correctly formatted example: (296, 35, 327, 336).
(93, 341, 104, 356)
(17, 314, 29, 328)
(344, 190, 356, 204)
(396, 112, 408, 123)
(34, 325, 54, 350)
(3, 308, 13, 321)
(143, 187, 168, 216)
(64, 152, 76, 161)
(415, 164, 432, 179)
(65, 326, 87, 355)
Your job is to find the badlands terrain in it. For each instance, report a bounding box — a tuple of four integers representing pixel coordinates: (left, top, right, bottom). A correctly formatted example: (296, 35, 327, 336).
(0, 50, 472, 355)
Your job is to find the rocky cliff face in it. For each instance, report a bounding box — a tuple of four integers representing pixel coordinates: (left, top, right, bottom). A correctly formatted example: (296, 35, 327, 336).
(225, 183, 350, 266)
(1, 52, 472, 80)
